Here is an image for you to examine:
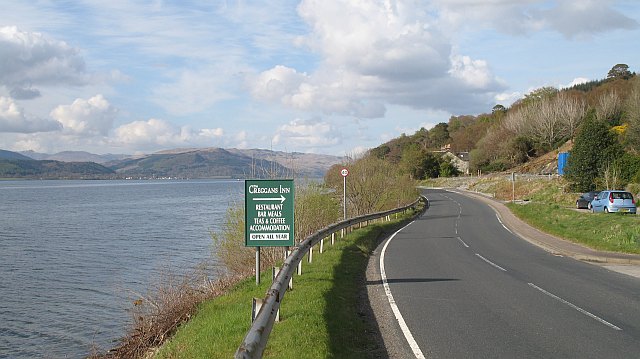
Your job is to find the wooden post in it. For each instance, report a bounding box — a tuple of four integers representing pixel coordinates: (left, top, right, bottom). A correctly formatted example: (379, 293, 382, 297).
(255, 247, 260, 285)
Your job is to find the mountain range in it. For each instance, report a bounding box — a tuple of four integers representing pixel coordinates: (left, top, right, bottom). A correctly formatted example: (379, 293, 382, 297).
(0, 148, 345, 179)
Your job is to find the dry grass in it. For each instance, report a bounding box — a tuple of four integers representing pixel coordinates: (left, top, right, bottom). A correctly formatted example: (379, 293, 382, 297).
(93, 182, 342, 358)
(89, 265, 245, 359)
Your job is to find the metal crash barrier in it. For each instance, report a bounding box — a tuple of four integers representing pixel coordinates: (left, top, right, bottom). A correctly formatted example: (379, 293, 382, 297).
(235, 196, 427, 358)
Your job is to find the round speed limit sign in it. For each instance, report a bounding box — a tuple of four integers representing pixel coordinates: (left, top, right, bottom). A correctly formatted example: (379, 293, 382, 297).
(340, 168, 349, 177)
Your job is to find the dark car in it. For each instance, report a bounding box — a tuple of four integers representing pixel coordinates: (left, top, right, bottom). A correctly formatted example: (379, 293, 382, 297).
(576, 191, 599, 209)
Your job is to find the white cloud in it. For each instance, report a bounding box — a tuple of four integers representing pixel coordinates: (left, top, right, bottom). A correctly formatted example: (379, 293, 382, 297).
(50, 95, 116, 136)
(151, 65, 241, 115)
(494, 91, 522, 106)
(112, 118, 224, 151)
(272, 118, 341, 149)
(0, 96, 61, 133)
(449, 55, 495, 89)
(540, 0, 638, 39)
(431, 0, 638, 37)
(249, 0, 505, 116)
(234, 130, 249, 149)
(562, 77, 590, 88)
(251, 65, 308, 103)
(0, 26, 88, 96)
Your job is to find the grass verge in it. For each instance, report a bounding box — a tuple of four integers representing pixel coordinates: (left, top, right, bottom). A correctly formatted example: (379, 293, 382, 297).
(507, 202, 640, 254)
(154, 214, 414, 358)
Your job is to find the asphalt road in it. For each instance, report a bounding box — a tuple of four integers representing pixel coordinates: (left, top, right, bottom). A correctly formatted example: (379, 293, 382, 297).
(381, 188, 640, 358)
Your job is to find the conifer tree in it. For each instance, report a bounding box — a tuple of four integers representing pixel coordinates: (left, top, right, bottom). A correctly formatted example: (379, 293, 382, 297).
(565, 110, 623, 191)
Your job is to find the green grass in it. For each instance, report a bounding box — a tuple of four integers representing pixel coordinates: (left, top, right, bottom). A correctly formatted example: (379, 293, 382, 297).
(154, 215, 412, 358)
(507, 202, 640, 254)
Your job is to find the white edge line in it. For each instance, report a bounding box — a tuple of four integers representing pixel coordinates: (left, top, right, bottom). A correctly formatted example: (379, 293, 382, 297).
(475, 253, 507, 272)
(527, 283, 622, 331)
(457, 236, 469, 248)
(495, 213, 513, 234)
(380, 221, 426, 359)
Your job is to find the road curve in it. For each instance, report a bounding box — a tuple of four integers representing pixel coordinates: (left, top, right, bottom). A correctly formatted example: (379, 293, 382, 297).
(375, 188, 640, 358)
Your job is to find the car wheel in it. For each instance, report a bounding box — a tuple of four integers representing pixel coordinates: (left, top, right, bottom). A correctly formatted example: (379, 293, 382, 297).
(587, 203, 592, 210)
(576, 201, 580, 209)
(604, 207, 609, 213)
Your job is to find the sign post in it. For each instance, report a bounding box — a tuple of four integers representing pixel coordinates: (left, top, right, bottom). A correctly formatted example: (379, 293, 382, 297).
(245, 179, 295, 284)
(341, 168, 349, 220)
(340, 168, 349, 238)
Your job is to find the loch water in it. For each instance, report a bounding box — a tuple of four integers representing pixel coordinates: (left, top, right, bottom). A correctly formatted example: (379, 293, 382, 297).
(0, 179, 243, 358)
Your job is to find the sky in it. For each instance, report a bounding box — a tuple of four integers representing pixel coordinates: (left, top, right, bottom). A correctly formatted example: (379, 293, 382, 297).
(0, 1, 639, 156)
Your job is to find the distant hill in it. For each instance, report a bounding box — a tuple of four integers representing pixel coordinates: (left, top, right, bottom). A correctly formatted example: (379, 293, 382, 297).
(0, 159, 115, 179)
(3, 147, 344, 179)
(20, 150, 129, 164)
(108, 147, 345, 179)
(0, 149, 33, 161)
(108, 148, 294, 179)
(226, 148, 346, 178)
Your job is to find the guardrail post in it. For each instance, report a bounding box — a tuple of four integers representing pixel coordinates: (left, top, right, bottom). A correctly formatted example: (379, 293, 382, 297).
(320, 238, 324, 253)
(331, 233, 335, 245)
(297, 259, 302, 275)
(235, 196, 426, 359)
(252, 298, 263, 323)
(308, 245, 313, 263)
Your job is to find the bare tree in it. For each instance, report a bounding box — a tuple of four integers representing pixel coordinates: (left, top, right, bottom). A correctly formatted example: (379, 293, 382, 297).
(555, 94, 586, 139)
(527, 99, 565, 149)
(624, 77, 640, 152)
(596, 91, 622, 123)
(502, 107, 530, 136)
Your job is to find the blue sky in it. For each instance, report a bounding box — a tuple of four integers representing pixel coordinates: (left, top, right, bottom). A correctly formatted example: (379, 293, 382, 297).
(1, 0, 639, 156)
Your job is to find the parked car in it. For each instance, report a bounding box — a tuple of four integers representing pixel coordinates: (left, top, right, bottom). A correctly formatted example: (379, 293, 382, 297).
(576, 191, 600, 209)
(590, 190, 637, 214)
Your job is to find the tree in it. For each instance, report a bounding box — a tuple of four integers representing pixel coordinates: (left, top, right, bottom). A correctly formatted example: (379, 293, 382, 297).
(400, 144, 426, 179)
(596, 91, 622, 125)
(624, 77, 640, 152)
(565, 110, 623, 192)
(521, 86, 558, 106)
(607, 64, 632, 80)
(439, 159, 460, 177)
(429, 123, 450, 148)
(492, 104, 506, 113)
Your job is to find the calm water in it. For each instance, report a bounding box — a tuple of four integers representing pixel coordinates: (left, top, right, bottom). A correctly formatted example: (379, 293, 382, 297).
(0, 179, 243, 358)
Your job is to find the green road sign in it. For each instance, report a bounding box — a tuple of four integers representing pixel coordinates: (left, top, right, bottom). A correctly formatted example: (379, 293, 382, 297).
(245, 179, 295, 247)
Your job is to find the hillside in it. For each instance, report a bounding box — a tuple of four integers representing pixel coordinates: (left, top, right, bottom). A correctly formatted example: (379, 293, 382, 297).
(371, 70, 639, 181)
(20, 150, 129, 164)
(110, 147, 344, 179)
(106, 147, 335, 179)
(0, 159, 115, 179)
(1, 147, 344, 180)
(0, 150, 33, 161)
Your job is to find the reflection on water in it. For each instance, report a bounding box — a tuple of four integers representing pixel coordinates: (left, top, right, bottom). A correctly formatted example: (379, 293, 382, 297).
(0, 180, 243, 358)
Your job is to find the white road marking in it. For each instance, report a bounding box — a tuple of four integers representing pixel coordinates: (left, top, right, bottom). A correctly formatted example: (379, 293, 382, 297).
(527, 283, 622, 331)
(495, 213, 513, 234)
(380, 222, 426, 359)
(457, 236, 469, 248)
(475, 253, 508, 272)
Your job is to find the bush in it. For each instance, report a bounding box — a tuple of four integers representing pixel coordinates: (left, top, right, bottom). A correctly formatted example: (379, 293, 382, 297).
(565, 110, 624, 191)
